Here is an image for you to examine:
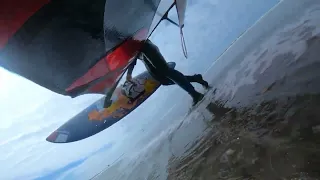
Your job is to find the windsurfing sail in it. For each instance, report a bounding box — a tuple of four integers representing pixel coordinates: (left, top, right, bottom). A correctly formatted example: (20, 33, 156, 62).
(0, 0, 187, 98)
(175, 0, 188, 58)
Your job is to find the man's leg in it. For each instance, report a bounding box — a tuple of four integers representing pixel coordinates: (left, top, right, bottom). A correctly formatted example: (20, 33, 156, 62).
(145, 62, 209, 88)
(141, 43, 209, 88)
(185, 74, 209, 89)
(161, 74, 209, 88)
(141, 40, 204, 105)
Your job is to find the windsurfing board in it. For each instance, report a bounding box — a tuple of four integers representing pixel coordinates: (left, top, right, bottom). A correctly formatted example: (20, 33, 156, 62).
(46, 62, 176, 143)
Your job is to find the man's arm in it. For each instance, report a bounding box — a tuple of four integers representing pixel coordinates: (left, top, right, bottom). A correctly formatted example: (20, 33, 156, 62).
(126, 58, 137, 81)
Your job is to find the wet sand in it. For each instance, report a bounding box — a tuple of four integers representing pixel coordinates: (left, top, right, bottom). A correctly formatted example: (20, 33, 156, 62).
(168, 94, 320, 179)
(93, 0, 320, 179)
(167, 0, 320, 179)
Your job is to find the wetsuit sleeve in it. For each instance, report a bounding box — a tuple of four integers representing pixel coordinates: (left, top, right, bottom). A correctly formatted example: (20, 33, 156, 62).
(127, 58, 137, 77)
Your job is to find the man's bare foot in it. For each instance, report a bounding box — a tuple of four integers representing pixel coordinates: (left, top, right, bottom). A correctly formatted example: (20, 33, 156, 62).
(194, 74, 210, 89)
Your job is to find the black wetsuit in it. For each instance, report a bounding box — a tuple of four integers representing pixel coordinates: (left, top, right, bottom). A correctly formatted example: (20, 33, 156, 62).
(127, 39, 207, 102)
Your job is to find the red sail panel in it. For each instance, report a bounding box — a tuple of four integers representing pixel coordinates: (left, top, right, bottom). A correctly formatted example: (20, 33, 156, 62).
(0, 0, 50, 48)
(66, 28, 148, 94)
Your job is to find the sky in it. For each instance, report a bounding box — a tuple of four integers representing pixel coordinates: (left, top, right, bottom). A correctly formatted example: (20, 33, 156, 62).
(0, 0, 280, 179)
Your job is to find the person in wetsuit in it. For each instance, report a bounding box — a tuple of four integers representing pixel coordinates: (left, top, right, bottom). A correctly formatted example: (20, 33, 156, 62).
(126, 39, 209, 106)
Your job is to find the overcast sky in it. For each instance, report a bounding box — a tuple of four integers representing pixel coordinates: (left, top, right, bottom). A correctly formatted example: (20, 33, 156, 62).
(0, 0, 279, 179)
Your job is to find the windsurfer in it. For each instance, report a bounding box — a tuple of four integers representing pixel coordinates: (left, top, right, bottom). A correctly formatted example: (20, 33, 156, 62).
(126, 39, 209, 106)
